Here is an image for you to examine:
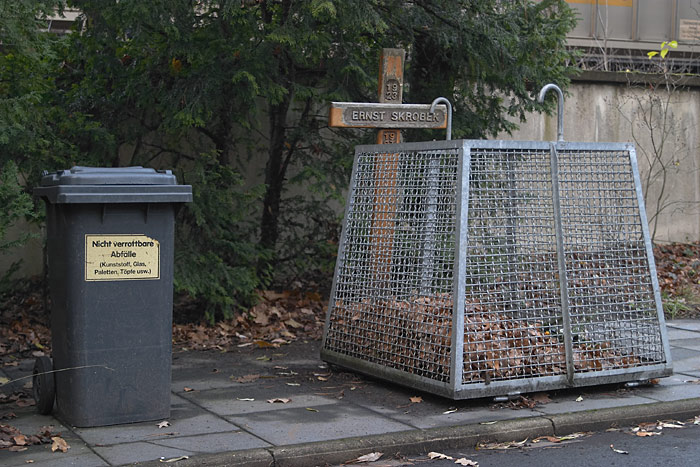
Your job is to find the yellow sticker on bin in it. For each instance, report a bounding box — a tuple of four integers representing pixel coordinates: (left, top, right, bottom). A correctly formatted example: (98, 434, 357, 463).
(85, 234, 160, 281)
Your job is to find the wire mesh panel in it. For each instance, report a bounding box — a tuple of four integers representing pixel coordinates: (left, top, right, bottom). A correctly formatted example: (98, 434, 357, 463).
(322, 139, 672, 399)
(461, 147, 566, 385)
(323, 145, 460, 386)
(557, 146, 667, 376)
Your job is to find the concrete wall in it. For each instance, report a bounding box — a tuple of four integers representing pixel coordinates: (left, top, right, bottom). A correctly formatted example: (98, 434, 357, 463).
(499, 75, 700, 243)
(1, 221, 43, 279)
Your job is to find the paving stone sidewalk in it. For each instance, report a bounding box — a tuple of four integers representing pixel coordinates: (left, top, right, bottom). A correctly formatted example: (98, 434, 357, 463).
(1, 319, 700, 466)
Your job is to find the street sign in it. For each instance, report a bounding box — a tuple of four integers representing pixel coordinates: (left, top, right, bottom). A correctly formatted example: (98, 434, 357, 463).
(328, 102, 447, 129)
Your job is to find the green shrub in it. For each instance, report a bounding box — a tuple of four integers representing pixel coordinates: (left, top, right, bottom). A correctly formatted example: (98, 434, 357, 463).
(174, 155, 268, 322)
(0, 161, 36, 291)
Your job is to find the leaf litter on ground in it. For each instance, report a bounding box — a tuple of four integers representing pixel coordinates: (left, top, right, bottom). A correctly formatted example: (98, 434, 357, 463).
(172, 289, 327, 351)
(491, 393, 552, 410)
(532, 432, 591, 444)
(629, 419, 688, 436)
(477, 438, 529, 450)
(653, 242, 700, 318)
(0, 424, 57, 451)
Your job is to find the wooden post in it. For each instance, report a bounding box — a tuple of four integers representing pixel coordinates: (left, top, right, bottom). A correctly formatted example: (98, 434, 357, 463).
(373, 49, 405, 289)
(377, 48, 405, 144)
(327, 48, 447, 292)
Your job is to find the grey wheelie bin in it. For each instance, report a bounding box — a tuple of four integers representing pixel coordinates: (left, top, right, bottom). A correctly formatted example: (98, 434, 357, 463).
(34, 166, 192, 427)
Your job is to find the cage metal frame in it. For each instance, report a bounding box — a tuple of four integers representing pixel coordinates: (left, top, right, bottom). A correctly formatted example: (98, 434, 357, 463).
(321, 138, 673, 400)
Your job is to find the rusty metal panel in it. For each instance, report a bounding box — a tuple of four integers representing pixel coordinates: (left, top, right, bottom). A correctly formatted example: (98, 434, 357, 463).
(563, 0, 700, 47)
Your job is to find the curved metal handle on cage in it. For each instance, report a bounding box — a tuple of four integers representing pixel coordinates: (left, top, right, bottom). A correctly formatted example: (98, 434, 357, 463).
(430, 97, 453, 141)
(537, 84, 564, 142)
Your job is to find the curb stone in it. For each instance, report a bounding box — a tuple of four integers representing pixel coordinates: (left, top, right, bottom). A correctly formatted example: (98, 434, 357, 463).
(136, 398, 700, 467)
(548, 398, 700, 435)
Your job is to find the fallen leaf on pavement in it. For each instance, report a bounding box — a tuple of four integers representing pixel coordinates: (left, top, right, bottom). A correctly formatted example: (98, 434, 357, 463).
(443, 408, 458, 414)
(157, 421, 171, 429)
(477, 438, 529, 450)
(635, 431, 660, 437)
(455, 458, 478, 466)
(410, 396, 422, 404)
(234, 374, 260, 383)
(533, 436, 564, 443)
(347, 452, 383, 463)
(51, 437, 70, 453)
(428, 452, 453, 460)
(286, 383, 300, 386)
(267, 398, 291, 404)
(183, 387, 194, 392)
(236, 398, 255, 401)
(305, 407, 319, 412)
(658, 421, 684, 429)
(632, 421, 657, 432)
(514, 396, 538, 409)
(559, 432, 590, 441)
(159, 455, 190, 463)
(610, 444, 628, 455)
(530, 392, 552, 404)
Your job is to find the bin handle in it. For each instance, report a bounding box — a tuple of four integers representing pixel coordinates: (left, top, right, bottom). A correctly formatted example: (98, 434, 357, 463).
(430, 97, 453, 141)
(537, 84, 564, 142)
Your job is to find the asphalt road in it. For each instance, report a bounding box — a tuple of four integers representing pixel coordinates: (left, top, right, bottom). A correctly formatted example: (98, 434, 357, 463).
(339, 420, 700, 467)
(404, 421, 700, 467)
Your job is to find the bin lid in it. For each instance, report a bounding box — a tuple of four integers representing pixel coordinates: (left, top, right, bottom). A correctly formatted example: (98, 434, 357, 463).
(39, 166, 178, 186)
(35, 166, 192, 204)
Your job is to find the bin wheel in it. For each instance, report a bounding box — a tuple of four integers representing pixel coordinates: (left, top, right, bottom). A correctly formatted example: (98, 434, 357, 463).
(32, 356, 55, 415)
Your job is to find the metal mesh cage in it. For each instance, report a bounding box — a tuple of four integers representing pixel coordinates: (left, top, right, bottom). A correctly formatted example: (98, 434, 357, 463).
(321, 140, 672, 399)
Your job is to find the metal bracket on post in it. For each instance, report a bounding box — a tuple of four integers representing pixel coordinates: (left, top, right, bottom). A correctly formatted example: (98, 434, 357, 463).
(430, 97, 453, 141)
(538, 84, 564, 142)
